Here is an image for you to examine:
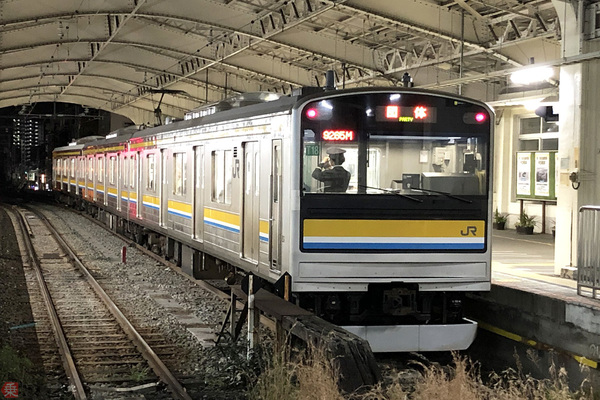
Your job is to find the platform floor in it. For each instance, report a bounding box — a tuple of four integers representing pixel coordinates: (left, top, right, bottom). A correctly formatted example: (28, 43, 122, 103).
(490, 228, 600, 306)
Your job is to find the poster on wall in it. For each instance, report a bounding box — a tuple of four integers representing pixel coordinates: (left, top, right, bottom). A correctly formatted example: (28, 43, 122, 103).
(516, 152, 531, 196)
(535, 152, 550, 196)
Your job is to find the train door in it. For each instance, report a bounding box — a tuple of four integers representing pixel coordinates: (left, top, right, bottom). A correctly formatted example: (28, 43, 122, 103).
(193, 146, 204, 241)
(270, 140, 282, 272)
(160, 149, 168, 226)
(242, 141, 259, 262)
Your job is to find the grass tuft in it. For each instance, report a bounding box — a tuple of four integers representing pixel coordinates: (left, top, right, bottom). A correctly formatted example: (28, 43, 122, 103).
(249, 346, 596, 400)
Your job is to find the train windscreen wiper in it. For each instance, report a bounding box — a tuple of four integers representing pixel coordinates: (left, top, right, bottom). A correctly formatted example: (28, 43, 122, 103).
(411, 187, 472, 203)
(358, 185, 423, 202)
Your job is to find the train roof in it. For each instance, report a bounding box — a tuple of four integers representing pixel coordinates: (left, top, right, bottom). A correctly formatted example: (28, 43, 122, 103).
(130, 92, 301, 141)
(53, 87, 493, 154)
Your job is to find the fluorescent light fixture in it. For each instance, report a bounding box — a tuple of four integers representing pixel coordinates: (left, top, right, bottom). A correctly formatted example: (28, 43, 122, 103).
(510, 66, 553, 85)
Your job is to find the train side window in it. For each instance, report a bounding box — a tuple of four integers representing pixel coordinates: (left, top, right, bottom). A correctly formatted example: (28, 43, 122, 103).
(173, 152, 187, 196)
(225, 150, 232, 204)
(70, 158, 76, 178)
(97, 156, 104, 183)
(79, 158, 85, 179)
(211, 150, 231, 204)
(109, 156, 117, 185)
(147, 154, 156, 190)
(88, 157, 93, 180)
(123, 157, 129, 187)
(131, 154, 137, 189)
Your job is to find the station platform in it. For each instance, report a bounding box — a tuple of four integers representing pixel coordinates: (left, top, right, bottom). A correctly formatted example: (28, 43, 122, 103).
(464, 229, 600, 389)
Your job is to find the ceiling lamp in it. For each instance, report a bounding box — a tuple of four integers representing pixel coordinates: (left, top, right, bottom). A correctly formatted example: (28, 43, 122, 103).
(510, 66, 554, 85)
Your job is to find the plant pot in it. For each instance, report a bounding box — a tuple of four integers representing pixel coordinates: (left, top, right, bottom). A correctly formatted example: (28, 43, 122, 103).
(493, 222, 506, 230)
(516, 226, 534, 235)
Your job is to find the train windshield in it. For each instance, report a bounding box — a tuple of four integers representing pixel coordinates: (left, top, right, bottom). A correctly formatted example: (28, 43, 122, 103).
(300, 92, 491, 196)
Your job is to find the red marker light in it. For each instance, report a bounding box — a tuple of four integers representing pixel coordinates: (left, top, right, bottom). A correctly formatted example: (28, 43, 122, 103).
(475, 112, 486, 122)
(306, 108, 318, 119)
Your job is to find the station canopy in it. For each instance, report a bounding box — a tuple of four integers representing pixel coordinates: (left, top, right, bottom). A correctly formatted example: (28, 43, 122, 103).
(0, 0, 560, 125)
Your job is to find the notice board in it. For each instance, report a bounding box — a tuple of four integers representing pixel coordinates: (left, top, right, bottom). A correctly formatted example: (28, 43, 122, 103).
(515, 151, 557, 200)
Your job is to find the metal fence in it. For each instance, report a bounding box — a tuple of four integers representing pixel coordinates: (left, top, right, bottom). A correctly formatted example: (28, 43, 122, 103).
(578, 205, 600, 299)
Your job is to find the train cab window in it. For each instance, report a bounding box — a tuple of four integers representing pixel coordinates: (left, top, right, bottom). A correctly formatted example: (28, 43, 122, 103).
(97, 156, 104, 183)
(147, 154, 156, 190)
(211, 150, 232, 204)
(173, 152, 187, 196)
(301, 94, 490, 197)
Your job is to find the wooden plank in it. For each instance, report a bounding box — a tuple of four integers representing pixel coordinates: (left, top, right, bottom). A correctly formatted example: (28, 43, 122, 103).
(282, 315, 381, 392)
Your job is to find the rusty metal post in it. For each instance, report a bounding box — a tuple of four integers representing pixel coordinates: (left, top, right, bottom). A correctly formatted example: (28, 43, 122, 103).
(247, 274, 259, 359)
(229, 290, 237, 338)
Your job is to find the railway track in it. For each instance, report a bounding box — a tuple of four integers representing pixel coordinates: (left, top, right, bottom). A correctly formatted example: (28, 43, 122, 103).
(10, 204, 193, 400)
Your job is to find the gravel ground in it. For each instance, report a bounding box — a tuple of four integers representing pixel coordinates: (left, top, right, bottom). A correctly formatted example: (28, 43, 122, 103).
(39, 203, 262, 399)
(2, 199, 272, 399)
(1, 198, 423, 400)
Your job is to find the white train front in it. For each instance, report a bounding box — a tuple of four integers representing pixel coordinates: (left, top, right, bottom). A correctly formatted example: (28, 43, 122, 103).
(53, 87, 493, 352)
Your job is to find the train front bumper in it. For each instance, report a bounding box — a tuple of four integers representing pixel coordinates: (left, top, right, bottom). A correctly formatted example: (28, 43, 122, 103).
(343, 318, 478, 352)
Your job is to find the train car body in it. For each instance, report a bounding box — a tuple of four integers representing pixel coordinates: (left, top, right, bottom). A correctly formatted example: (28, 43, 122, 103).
(53, 88, 493, 352)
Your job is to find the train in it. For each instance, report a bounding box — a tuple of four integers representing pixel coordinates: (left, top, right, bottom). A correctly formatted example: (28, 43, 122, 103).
(52, 86, 494, 352)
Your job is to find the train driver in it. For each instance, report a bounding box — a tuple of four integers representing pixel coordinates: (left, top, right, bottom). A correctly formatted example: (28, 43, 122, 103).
(311, 147, 351, 193)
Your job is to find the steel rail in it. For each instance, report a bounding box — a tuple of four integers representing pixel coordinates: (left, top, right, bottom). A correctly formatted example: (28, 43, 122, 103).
(11, 206, 88, 400)
(75, 208, 278, 332)
(26, 205, 193, 400)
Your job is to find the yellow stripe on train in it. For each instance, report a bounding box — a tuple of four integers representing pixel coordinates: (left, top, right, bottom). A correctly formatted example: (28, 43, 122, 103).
(304, 219, 486, 238)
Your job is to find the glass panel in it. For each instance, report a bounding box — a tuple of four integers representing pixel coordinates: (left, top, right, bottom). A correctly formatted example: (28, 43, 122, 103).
(520, 117, 542, 134)
(88, 158, 93, 180)
(173, 152, 186, 195)
(273, 144, 280, 203)
(212, 151, 225, 203)
(542, 120, 559, 133)
(131, 154, 137, 189)
(519, 139, 539, 151)
(224, 150, 232, 204)
(303, 135, 487, 196)
(123, 157, 129, 187)
(147, 154, 155, 190)
(300, 93, 490, 197)
(109, 156, 116, 184)
(98, 157, 104, 183)
(541, 138, 558, 151)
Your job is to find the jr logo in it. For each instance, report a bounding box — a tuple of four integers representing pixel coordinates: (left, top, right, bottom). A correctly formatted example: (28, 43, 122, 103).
(461, 226, 477, 236)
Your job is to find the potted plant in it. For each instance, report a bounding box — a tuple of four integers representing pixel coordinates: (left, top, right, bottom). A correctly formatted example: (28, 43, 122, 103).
(515, 211, 536, 235)
(493, 209, 507, 230)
